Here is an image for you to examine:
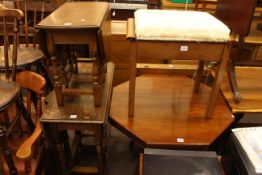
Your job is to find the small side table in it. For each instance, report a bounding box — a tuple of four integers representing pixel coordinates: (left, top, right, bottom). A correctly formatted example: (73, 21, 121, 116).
(37, 1, 111, 107)
(41, 62, 114, 175)
(139, 148, 224, 175)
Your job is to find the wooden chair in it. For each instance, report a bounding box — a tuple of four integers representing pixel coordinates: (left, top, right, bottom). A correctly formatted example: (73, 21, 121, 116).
(226, 3, 262, 103)
(0, 0, 53, 91)
(11, 71, 45, 175)
(0, 4, 45, 175)
(1, 71, 46, 175)
(201, 0, 259, 103)
(0, 4, 25, 175)
(195, 0, 261, 104)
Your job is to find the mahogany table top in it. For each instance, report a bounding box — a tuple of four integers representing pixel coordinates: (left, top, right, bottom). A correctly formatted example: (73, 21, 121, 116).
(110, 74, 234, 150)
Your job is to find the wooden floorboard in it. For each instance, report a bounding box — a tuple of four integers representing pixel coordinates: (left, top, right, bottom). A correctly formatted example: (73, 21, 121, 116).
(110, 74, 234, 150)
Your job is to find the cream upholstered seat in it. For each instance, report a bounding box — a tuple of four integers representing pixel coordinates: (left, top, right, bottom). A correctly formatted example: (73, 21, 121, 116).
(127, 9, 232, 118)
(134, 9, 230, 42)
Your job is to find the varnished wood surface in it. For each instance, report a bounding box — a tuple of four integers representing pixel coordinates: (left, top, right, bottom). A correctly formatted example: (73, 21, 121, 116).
(110, 74, 234, 149)
(37, 2, 109, 29)
(220, 67, 262, 113)
(41, 62, 114, 124)
(0, 80, 20, 112)
(0, 46, 44, 68)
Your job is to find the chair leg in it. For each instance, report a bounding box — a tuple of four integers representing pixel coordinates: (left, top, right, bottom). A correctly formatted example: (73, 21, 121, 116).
(0, 126, 17, 175)
(3, 110, 9, 125)
(38, 60, 54, 92)
(25, 159, 32, 174)
(15, 96, 35, 133)
(5, 112, 20, 138)
(227, 61, 241, 103)
(0, 156, 4, 175)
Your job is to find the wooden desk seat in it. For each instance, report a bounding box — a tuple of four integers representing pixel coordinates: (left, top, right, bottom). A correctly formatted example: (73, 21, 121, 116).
(127, 9, 232, 118)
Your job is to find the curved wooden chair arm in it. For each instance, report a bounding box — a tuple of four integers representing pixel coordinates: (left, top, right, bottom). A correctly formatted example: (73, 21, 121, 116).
(16, 121, 42, 160)
(16, 70, 46, 94)
(126, 18, 136, 40)
(0, 4, 24, 18)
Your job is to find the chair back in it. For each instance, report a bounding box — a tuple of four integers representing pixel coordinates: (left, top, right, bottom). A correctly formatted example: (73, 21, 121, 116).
(15, 0, 47, 47)
(215, 0, 256, 37)
(0, 4, 23, 81)
(16, 70, 45, 119)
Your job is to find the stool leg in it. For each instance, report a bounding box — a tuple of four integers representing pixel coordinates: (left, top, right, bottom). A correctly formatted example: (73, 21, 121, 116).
(193, 60, 205, 93)
(128, 42, 137, 117)
(205, 45, 231, 118)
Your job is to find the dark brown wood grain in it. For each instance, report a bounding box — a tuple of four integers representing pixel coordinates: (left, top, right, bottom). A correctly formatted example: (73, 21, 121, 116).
(215, 0, 256, 36)
(110, 74, 234, 150)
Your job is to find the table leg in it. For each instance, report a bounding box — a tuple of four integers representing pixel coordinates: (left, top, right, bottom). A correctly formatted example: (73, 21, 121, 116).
(61, 130, 73, 167)
(94, 126, 104, 175)
(128, 42, 137, 117)
(94, 29, 107, 107)
(51, 56, 64, 106)
(43, 123, 69, 175)
(69, 46, 79, 74)
(93, 61, 101, 107)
